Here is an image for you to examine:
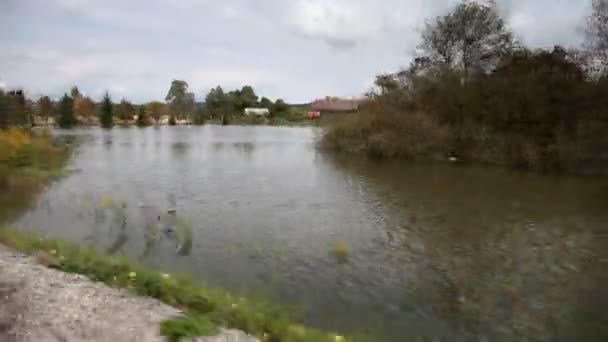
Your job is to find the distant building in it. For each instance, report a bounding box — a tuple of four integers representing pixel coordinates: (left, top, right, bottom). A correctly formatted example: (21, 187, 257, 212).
(307, 111, 321, 119)
(244, 108, 270, 116)
(311, 97, 359, 112)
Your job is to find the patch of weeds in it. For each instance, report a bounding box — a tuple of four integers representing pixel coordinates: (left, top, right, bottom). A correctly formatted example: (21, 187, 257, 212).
(160, 315, 218, 342)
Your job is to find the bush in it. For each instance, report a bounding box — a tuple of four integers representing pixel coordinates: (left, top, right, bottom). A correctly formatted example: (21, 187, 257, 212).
(322, 102, 450, 160)
(322, 47, 608, 174)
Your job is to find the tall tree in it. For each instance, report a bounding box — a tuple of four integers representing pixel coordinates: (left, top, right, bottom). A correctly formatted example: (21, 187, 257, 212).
(226, 89, 243, 112)
(37, 96, 54, 125)
(117, 99, 136, 122)
(100, 92, 114, 128)
(74, 96, 96, 125)
(419, 0, 512, 83)
(585, 0, 608, 75)
(239, 85, 258, 108)
(165, 80, 195, 120)
(146, 101, 167, 125)
(205, 86, 227, 112)
(57, 93, 76, 128)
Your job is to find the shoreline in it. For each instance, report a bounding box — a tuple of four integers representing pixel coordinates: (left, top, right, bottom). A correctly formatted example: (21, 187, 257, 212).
(0, 243, 258, 342)
(0, 229, 346, 342)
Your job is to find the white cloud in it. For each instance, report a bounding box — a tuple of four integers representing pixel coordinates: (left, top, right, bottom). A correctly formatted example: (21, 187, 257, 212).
(290, 0, 384, 48)
(222, 4, 241, 19)
(0, 0, 595, 102)
(53, 0, 95, 11)
(510, 12, 537, 32)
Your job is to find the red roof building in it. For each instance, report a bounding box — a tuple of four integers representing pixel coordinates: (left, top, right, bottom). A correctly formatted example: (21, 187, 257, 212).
(311, 97, 359, 112)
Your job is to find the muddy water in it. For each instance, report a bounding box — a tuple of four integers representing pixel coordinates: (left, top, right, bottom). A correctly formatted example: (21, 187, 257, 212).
(13, 126, 607, 341)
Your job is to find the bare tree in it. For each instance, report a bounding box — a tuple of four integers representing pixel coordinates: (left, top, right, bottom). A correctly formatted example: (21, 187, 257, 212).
(585, 0, 608, 76)
(419, 0, 513, 84)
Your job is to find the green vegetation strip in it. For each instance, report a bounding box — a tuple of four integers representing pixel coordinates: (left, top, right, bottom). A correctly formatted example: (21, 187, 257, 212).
(0, 228, 353, 342)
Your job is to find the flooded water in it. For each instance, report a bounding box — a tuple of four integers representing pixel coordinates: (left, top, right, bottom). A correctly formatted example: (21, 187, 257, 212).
(12, 126, 607, 341)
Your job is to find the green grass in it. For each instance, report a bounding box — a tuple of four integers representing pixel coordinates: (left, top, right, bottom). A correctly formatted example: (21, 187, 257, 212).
(0, 228, 357, 342)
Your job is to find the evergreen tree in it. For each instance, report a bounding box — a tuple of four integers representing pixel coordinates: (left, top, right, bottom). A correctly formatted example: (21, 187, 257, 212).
(100, 92, 114, 128)
(136, 106, 148, 126)
(57, 93, 76, 128)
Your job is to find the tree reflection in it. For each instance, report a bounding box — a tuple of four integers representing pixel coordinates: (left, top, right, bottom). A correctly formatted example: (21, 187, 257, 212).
(324, 154, 605, 341)
(408, 220, 596, 341)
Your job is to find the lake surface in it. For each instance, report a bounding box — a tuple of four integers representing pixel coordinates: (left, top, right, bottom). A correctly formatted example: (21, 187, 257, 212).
(14, 126, 608, 341)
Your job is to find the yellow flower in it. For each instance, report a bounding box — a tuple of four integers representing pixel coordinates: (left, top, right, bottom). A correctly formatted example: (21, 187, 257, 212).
(161, 273, 170, 279)
(334, 335, 347, 342)
(49, 249, 57, 255)
(99, 195, 114, 209)
(128, 272, 137, 279)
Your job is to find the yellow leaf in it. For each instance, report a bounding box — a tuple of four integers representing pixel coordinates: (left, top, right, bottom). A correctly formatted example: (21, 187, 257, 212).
(335, 240, 347, 258)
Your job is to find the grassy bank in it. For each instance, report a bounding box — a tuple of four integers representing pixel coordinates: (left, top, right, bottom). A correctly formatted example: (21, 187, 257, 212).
(0, 129, 70, 222)
(0, 229, 354, 342)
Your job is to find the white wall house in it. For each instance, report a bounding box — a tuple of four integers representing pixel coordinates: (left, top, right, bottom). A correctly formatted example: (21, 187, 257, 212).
(244, 108, 270, 116)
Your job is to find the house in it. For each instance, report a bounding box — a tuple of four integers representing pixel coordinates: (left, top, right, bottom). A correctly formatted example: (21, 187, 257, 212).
(307, 111, 321, 119)
(244, 108, 270, 116)
(311, 97, 359, 112)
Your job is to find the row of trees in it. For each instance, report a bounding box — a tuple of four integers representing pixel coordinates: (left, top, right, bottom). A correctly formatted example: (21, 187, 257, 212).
(325, 0, 608, 174)
(203, 85, 289, 120)
(34, 88, 135, 129)
(3, 81, 291, 129)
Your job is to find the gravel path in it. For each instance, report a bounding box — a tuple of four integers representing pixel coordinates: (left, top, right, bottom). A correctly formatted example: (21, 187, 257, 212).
(0, 245, 257, 342)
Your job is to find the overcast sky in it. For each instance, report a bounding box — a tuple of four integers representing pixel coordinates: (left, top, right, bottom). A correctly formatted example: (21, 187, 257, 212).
(0, 0, 592, 103)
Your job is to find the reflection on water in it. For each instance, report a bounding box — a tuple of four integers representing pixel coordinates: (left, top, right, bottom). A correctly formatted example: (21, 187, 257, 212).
(12, 126, 608, 341)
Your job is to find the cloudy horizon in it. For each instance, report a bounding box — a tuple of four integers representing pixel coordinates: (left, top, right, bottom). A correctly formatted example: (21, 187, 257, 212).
(0, 0, 592, 103)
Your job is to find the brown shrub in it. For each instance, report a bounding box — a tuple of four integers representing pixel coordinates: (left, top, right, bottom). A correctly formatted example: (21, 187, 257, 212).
(322, 103, 451, 160)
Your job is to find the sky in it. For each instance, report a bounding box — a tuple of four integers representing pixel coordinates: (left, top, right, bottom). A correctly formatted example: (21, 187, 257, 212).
(0, 0, 592, 103)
